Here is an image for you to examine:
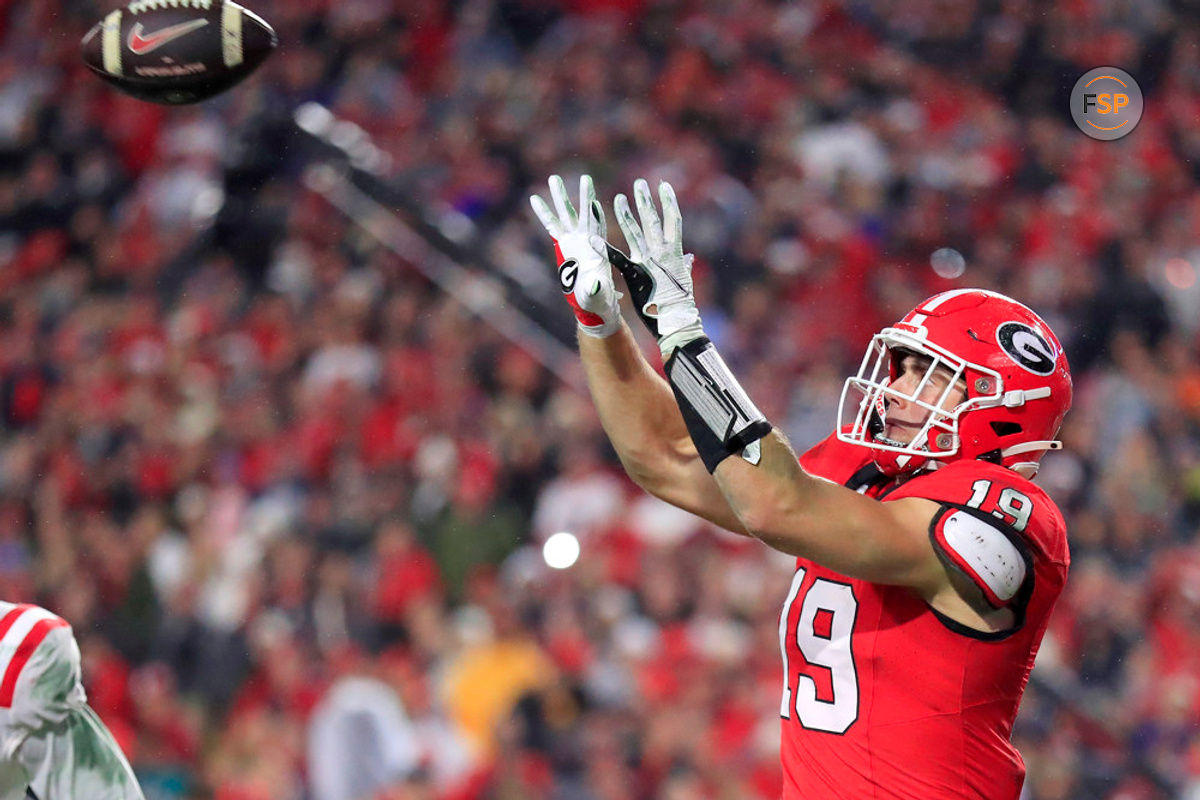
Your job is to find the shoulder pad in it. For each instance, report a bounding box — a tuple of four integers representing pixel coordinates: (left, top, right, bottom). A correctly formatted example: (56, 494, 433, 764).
(930, 505, 1031, 608)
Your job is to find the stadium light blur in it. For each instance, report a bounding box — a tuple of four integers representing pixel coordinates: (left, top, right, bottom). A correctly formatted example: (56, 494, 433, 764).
(543, 532, 580, 570)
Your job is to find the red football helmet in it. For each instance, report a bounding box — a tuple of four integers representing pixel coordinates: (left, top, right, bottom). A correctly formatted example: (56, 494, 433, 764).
(837, 289, 1073, 477)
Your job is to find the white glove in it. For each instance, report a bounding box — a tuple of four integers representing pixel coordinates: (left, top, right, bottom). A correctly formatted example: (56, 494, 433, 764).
(612, 179, 704, 357)
(529, 174, 622, 338)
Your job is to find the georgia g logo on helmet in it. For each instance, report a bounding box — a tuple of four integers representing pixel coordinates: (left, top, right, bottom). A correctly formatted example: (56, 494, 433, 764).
(996, 321, 1057, 376)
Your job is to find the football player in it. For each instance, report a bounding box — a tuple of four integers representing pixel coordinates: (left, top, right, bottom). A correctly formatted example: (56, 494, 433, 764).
(0, 602, 144, 800)
(531, 175, 1072, 799)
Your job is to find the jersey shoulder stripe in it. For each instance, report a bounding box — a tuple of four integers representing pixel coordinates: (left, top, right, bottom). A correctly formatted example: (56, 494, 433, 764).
(0, 604, 35, 643)
(0, 604, 70, 708)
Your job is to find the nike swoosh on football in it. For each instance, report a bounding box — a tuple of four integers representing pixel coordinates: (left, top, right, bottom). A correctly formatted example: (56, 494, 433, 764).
(127, 19, 210, 56)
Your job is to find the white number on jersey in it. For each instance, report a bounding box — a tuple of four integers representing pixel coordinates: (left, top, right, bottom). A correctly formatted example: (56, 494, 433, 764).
(965, 479, 1032, 532)
(779, 569, 860, 734)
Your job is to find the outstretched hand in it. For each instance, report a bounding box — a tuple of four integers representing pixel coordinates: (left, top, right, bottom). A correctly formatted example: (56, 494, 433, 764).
(610, 178, 704, 356)
(529, 174, 623, 338)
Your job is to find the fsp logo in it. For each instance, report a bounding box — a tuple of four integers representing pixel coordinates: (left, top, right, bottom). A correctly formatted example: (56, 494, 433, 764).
(1071, 67, 1143, 141)
(1083, 90, 1127, 116)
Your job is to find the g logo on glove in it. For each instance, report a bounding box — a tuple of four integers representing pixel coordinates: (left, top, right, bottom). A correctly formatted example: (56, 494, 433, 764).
(530, 174, 623, 338)
(558, 259, 579, 293)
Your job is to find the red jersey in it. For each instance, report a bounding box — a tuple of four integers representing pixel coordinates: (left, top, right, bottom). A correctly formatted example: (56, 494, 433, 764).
(778, 434, 1069, 799)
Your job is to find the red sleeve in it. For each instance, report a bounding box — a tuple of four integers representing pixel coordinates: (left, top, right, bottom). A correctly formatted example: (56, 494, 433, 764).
(884, 460, 1069, 607)
(883, 460, 1067, 562)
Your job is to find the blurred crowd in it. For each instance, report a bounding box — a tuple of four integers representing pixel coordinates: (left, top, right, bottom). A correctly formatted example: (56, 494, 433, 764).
(4, 0, 1200, 798)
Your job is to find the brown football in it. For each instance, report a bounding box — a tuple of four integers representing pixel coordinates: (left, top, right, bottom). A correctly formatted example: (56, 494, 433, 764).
(81, 0, 277, 105)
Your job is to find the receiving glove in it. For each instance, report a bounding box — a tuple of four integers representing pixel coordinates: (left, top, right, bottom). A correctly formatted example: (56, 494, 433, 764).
(529, 174, 622, 338)
(611, 178, 705, 358)
(612, 179, 770, 470)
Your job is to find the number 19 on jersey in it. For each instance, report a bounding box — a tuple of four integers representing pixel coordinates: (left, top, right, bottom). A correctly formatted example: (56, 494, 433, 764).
(779, 568, 861, 734)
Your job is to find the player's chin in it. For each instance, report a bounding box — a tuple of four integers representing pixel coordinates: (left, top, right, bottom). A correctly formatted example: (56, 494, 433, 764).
(880, 427, 916, 446)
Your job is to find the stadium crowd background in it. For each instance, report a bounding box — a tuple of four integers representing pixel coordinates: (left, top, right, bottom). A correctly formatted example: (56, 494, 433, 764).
(3, 0, 1200, 798)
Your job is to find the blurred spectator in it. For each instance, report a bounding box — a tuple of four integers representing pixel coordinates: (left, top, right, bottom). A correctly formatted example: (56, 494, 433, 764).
(308, 663, 422, 800)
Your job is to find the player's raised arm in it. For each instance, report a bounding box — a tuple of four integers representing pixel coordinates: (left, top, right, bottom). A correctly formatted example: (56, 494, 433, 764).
(605, 177, 1063, 611)
(528, 176, 747, 534)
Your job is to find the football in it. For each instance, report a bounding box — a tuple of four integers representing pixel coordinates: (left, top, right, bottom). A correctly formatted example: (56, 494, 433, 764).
(81, 0, 277, 105)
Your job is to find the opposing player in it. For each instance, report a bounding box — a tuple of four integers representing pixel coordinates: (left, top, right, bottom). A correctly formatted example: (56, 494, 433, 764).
(0, 602, 144, 800)
(530, 175, 1072, 799)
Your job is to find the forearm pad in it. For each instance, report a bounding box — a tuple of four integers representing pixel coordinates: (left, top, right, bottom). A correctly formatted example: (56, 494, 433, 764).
(665, 337, 772, 473)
